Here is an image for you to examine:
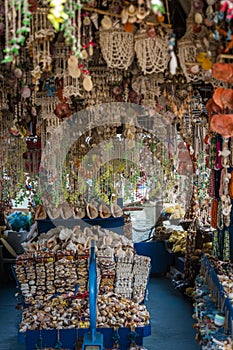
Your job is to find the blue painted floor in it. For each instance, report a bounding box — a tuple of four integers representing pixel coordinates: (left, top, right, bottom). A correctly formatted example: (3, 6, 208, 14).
(0, 271, 200, 350)
(144, 277, 201, 350)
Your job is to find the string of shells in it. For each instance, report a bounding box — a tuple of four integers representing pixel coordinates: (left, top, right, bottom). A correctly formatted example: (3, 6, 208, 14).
(82, 70, 114, 107)
(134, 30, 170, 75)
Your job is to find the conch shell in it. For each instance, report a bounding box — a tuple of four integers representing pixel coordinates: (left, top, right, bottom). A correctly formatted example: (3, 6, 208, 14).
(59, 227, 73, 241)
(73, 206, 86, 219)
(111, 202, 123, 218)
(47, 206, 61, 220)
(86, 201, 98, 219)
(99, 203, 111, 219)
(34, 204, 47, 220)
(60, 202, 73, 220)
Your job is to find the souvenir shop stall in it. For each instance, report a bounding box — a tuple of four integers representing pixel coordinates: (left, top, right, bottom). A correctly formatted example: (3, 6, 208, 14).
(2, 0, 233, 349)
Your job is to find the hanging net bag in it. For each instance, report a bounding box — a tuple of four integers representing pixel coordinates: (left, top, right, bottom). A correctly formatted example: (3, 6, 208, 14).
(177, 5, 205, 83)
(134, 30, 170, 75)
(99, 28, 134, 70)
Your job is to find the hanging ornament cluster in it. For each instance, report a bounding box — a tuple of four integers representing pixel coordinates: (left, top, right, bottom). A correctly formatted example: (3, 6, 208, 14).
(99, 27, 135, 70)
(27, 7, 55, 91)
(2, 0, 32, 63)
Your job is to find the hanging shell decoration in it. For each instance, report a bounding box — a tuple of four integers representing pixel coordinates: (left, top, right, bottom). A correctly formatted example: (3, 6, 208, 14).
(135, 30, 170, 74)
(99, 28, 135, 70)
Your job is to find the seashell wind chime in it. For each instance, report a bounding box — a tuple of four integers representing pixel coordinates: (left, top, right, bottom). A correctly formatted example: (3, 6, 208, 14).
(0, 110, 27, 203)
(134, 28, 170, 75)
(2, 0, 31, 64)
(27, 6, 55, 92)
(99, 27, 135, 70)
(35, 93, 61, 149)
(177, 4, 205, 83)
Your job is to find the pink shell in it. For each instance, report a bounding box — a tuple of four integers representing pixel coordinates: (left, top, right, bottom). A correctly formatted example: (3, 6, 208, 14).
(31, 107, 37, 116)
(193, 0, 204, 11)
(21, 86, 31, 98)
(14, 68, 23, 79)
(189, 65, 200, 74)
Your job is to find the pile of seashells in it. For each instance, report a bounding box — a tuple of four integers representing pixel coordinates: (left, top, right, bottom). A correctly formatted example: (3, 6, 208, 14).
(97, 293, 150, 328)
(15, 225, 151, 332)
(20, 295, 89, 332)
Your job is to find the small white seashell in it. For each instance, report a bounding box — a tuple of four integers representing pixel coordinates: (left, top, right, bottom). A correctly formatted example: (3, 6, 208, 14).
(83, 76, 93, 92)
(194, 12, 203, 24)
(81, 49, 88, 60)
(101, 15, 112, 29)
(14, 68, 23, 79)
(59, 227, 73, 241)
(189, 64, 200, 74)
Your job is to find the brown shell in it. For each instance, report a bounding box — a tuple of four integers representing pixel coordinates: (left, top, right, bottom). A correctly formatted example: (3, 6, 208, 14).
(212, 87, 225, 110)
(60, 202, 73, 220)
(210, 114, 233, 138)
(221, 88, 233, 110)
(47, 206, 61, 220)
(111, 203, 123, 218)
(86, 202, 98, 219)
(206, 97, 222, 114)
(99, 203, 111, 219)
(212, 63, 233, 83)
(73, 206, 86, 219)
(35, 204, 47, 220)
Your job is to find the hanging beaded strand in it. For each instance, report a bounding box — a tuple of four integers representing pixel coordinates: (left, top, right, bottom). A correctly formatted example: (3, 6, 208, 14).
(223, 228, 230, 262)
(2, 0, 11, 63)
(209, 136, 216, 170)
(212, 229, 220, 259)
(231, 137, 233, 167)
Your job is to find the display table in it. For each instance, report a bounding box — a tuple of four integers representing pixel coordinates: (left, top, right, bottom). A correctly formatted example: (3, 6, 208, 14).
(134, 241, 174, 275)
(201, 254, 233, 335)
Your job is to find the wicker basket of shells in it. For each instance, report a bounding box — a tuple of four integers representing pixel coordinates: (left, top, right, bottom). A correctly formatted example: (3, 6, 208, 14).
(99, 28, 135, 70)
(134, 30, 170, 75)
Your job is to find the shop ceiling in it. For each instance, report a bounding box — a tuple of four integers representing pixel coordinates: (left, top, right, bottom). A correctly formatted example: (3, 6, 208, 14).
(169, 0, 191, 38)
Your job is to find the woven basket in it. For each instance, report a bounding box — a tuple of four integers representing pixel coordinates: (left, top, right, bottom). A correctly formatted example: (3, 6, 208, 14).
(135, 33, 169, 74)
(99, 28, 134, 70)
(178, 38, 205, 83)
